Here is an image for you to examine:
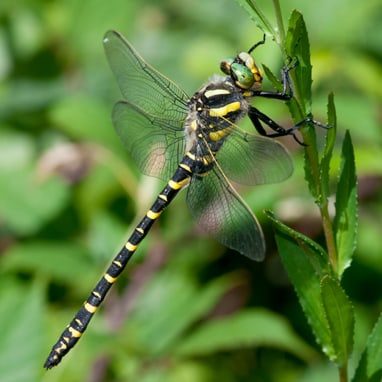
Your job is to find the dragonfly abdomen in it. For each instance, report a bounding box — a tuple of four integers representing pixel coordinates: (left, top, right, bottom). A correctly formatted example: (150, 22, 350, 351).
(44, 159, 193, 369)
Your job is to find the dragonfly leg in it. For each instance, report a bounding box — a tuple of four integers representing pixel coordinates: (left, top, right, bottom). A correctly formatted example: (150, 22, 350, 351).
(248, 107, 330, 145)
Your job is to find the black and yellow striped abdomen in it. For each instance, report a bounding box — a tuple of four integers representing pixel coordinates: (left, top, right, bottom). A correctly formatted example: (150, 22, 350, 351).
(44, 156, 194, 368)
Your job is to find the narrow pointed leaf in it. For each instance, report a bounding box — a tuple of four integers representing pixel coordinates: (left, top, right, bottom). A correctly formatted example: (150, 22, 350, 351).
(285, 11, 321, 200)
(319, 93, 337, 201)
(320, 275, 354, 366)
(333, 130, 358, 276)
(285, 10, 312, 113)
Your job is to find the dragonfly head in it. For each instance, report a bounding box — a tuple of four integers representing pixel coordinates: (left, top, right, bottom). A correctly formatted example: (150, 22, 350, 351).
(220, 36, 265, 91)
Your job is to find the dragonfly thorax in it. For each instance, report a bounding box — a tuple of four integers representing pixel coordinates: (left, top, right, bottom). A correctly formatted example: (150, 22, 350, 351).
(184, 76, 249, 165)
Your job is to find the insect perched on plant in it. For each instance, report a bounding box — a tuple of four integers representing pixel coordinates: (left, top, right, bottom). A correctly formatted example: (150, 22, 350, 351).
(44, 30, 325, 368)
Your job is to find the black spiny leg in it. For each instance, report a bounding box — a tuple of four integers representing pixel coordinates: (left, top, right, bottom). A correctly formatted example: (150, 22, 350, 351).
(248, 59, 329, 144)
(248, 106, 304, 144)
(248, 107, 329, 145)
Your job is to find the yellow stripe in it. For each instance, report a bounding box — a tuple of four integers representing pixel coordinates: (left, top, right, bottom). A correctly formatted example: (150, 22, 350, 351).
(92, 291, 101, 299)
(186, 152, 196, 160)
(147, 209, 162, 220)
(68, 327, 82, 338)
(209, 101, 241, 117)
(168, 177, 190, 190)
(136, 227, 144, 235)
(168, 179, 182, 190)
(84, 302, 98, 314)
(56, 342, 67, 352)
(159, 194, 168, 202)
(113, 260, 122, 267)
(205, 157, 213, 166)
(209, 125, 235, 141)
(204, 88, 230, 98)
(104, 273, 117, 284)
(179, 163, 192, 172)
(125, 241, 138, 251)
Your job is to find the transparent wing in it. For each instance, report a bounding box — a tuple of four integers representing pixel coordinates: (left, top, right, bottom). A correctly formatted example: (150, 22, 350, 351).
(186, 165, 265, 261)
(216, 127, 294, 186)
(103, 30, 189, 121)
(104, 30, 190, 179)
(113, 101, 185, 180)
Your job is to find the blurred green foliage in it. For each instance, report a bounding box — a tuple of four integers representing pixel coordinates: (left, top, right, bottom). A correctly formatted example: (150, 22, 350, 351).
(0, 0, 381, 381)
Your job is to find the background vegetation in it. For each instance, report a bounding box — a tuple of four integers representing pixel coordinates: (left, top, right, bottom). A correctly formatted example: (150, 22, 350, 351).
(0, 0, 381, 381)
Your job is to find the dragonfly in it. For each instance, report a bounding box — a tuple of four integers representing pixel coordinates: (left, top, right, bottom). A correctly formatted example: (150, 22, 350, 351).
(45, 30, 314, 368)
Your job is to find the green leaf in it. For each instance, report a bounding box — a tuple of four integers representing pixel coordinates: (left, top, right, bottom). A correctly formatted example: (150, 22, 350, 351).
(0, 280, 44, 382)
(175, 308, 317, 362)
(285, 10, 312, 113)
(266, 210, 329, 273)
(352, 313, 382, 382)
(320, 275, 354, 365)
(285, 10, 322, 201)
(319, 93, 337, 202)
(333, 130, 358, 276)
(266, 211, 335, 359)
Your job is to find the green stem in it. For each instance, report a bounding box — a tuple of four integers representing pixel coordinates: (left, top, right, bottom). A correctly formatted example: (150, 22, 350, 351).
(339, 362, 348, 382)
(301, 129, 338, 272)
(323, 208, 338, 272)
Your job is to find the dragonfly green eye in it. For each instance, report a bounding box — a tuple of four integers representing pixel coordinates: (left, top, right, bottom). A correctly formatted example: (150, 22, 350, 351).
(220, 51, 263, 90)
(231, 62, 255, 89)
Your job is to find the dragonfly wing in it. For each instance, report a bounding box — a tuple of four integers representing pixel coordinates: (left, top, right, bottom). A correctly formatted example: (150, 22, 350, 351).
(217, 128, 294, 185)
(186, 165, 265, 261)
(113, 101, 185, 180)
(104, 30, 189, 121)
(104, 30, 190, 180)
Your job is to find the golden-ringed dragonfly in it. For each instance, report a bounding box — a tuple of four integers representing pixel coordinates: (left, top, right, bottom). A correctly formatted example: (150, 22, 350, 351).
(44, 30, 323, 369)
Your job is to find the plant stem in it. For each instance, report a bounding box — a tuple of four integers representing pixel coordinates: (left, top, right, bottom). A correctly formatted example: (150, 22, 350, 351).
(321, 192, 338, 272)
(302, 129, 338, 272)
(339, 363, 348, 382)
